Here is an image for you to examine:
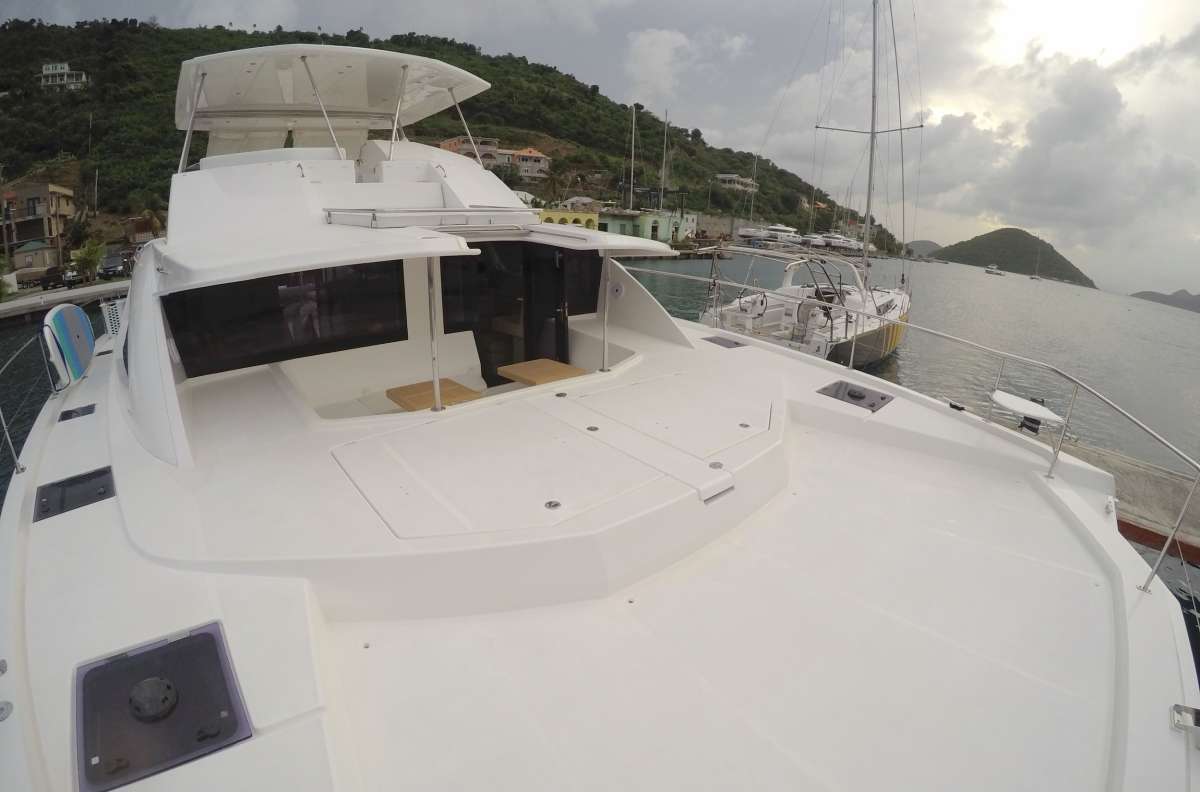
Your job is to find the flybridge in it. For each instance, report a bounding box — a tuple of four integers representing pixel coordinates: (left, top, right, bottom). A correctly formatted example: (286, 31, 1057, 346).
(174, 44, 490, 158)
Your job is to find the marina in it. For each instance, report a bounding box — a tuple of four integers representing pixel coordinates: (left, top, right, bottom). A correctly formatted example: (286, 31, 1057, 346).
(0, 279, 129, 324)
(1, 5, 1199, 792)
(0, 41, 1195, 792)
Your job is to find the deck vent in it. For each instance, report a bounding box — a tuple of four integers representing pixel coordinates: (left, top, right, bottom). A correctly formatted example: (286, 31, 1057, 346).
(76, 622, 251, 792)
(100, 299, 124, 338)
(818, 380, 893, 413)
(59, 404, 96, 422)
(33, 467, 115, 521)
(703, 336, 747, 349)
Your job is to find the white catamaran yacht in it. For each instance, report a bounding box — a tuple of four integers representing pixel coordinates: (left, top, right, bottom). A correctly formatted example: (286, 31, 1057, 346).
(2, 42, 1200, 792)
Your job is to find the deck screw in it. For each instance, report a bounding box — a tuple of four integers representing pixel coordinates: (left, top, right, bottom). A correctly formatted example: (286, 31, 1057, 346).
(0, 701, 11, 721)
(709, 462, 723, 470)
(739, 422, 750, 428)
(555, 392, 567, 397)
(545, 500, 561, 510)
(0, 658, 6, 675)
(587, 426, 598, 432)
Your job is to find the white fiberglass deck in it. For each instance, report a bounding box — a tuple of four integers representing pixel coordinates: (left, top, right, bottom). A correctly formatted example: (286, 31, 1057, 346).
(5, 317, 1195, 791)
(333, 448, 1110, 790)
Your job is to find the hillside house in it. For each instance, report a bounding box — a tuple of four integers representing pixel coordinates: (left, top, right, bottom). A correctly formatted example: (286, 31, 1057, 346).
(39, 62, 89, 90)
(715, 173, 758, 193)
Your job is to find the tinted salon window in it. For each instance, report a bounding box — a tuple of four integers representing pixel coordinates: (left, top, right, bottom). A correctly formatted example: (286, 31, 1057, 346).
(163, 260, 408, 377)
(440, 243, 602, 386)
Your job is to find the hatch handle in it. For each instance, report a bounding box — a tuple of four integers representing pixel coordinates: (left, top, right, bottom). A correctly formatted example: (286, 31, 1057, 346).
(1171, 704, 1200, 749)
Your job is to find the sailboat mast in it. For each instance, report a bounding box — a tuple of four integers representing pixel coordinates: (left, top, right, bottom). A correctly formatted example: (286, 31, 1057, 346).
(888, 0, 907, 260)
(861, 0, 879, 278)
(660, 109, 669, 210)
(749, 155, 759, 223)
(629, 105, 637, 210)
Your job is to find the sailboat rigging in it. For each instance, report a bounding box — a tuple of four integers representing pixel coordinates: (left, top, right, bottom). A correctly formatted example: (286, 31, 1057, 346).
(710, 0, 918, 368)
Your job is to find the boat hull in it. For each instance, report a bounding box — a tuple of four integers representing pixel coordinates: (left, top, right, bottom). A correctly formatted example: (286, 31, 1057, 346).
(828, 310, 908, 367)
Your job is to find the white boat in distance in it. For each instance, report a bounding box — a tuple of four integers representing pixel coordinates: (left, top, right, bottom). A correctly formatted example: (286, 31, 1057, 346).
(736, 223, 804, 244)
(2, 43, 1199, 792)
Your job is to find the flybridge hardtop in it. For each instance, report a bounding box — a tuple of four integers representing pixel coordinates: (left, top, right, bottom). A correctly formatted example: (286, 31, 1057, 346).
(161, 43, 669, 293)
(175, 44, 489, 137)
(2, 43, 1200, 792)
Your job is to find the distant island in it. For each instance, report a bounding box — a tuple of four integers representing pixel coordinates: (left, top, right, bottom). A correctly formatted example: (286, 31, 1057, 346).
(1130, 289, 1200, 314)
(935, 228, 1096, 288)
(905, 240, 941, 257)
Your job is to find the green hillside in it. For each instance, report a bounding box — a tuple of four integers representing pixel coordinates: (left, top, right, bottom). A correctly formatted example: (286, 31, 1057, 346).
(0, 18, 903, 253)
(936, 228, 1095, 288)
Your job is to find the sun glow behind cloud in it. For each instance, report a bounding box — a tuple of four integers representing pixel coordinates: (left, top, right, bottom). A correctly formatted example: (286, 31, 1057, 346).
(983, 0, 1158, 66)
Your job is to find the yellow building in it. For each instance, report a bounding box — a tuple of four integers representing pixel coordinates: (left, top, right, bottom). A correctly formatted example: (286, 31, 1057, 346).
(539, 209, 598, 229)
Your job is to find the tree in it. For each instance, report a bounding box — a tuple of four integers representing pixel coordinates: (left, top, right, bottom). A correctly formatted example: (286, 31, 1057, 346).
(65, 217, 90, 248)
(139, 207, 164, 236)
(544, 158, 572, 203)
(491, 164, 520, 187)
(76, 238, 104, 283)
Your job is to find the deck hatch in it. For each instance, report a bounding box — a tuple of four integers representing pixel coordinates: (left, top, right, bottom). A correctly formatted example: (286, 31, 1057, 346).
(702, 336, 747, 349)
(818, 380, 893, 413)
(75, 622, 251, 792)
(59, 404, 97, 421)
(33, 467, 114, 521)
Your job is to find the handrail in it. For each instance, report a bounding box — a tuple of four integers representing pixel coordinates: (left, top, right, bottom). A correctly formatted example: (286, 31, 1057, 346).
(0, 334, 40, 380)
(0, 333, 45, 475)
(621, 263, 1200, 591)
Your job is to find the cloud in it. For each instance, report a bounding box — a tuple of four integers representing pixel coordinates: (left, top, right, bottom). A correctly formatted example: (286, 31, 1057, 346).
(719, 32, 750, 61)
(917, 49, 1200, 289)
(624, 28, 693, 108)
(1109, 23, 1200, 78)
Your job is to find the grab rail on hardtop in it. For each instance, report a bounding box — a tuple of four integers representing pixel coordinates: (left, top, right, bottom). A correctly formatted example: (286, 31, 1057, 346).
(620, 263, 1199, 592)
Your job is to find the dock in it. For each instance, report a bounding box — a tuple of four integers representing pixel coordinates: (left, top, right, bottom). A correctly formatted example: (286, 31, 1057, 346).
(1064, 442, 1200, 562)
(0, 280, 129, 325)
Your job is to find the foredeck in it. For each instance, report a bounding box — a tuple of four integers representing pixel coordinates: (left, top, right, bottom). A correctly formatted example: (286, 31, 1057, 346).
(332, 421, 1116, 789)
(4, 315, 1196, 791)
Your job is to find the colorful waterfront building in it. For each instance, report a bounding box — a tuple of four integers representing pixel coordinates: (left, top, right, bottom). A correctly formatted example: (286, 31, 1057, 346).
(539, 209, 598, 229)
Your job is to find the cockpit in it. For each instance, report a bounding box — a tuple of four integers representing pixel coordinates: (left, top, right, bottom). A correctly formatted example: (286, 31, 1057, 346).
(159, 242, 619, 420)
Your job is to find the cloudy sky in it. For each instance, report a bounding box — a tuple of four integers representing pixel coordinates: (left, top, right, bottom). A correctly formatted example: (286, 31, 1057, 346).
(8, 0, 1200, 292)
